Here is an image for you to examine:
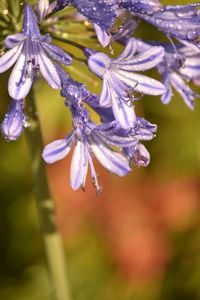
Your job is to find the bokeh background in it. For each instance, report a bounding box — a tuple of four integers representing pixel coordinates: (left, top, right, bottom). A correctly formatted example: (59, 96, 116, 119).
(1, 0, 200, 299)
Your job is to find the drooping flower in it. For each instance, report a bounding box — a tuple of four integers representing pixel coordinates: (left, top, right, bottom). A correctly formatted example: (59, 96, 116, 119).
(121, 0, 163, 15)
(93, 24, 112, 48)
(70, 0, 118, 30)
(126, 2, 200, 43)
(42, 102, 134, 193)
(1, 99, 27, 141)
(0, 5, 72, 100)
(126, 38, 199, 109)
(87, 38, 165, 129)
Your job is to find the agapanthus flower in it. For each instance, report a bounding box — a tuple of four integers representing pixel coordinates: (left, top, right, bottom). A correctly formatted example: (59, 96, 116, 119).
(0, 4, 72, 100)
(1, 99, 26, 141)
(128, 38, 199, 109)
(42, 102, 135, 193)
(121, 0, 163, 15)
(70, 0, 118, 30)
(178, 42, 200, 82)
(87, 38, 166, 129)
(129, 2, 200, 43)
(93, 24, 112, 48)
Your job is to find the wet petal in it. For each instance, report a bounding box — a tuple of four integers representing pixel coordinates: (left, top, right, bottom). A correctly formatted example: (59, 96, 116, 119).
(0, 43, 23, 73)
(90, 135, 131, 176)
(115, 70, 166, 95)
(161, 77, 173, 104)
(23, 5, 41, 38)
(88, 52, 110, 77)
(8, 51, 33, 100)
(99, 78, 112, 106)
(111, 91, 136, 129)
(93, 23, 112, 48)
(42, 42, 72, 66)
(95, 130, 138, 148)
(115, 38, 137, 62)
(70, 141, 88, 190)
(42, 135, 73, 163)
(4, 33, 27, 49)
(170, 73, 195, 109)
(113, 45, 165, 71)
(180, 55, 200, 80)
(38, 44, 61, 89)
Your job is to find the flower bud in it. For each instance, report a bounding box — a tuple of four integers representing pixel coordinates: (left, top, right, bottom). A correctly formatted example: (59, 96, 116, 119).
(1, 100, 26, 141)
(131, 144, 150, 167)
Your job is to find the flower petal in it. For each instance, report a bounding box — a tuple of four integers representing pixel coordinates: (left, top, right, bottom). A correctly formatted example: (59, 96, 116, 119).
(70, 140, 88, 190)
(180, 55, 200, 80)
(115, 70, 166, 95)
(4, 33, 27, 49)
(170, 73, 195, 109)
(113, 46, 165, 71)
(38, 44, 61, 89)
(99, 78, 112, 106)
(88, 52, 110, 77)
(0, 43, 23, 73)
(8, 51, 33, 99)
(89, 135, 131, 177)
(115, 38, 137, 62)
(42, 136, 73, 163)
(111, 91, 136, 129)
(95, 130, 138, 147)
(93, 23, 112, 48)
(42, 42, 72, 66)
(23, 5, 41, 38)
(161, 77, 173, 104)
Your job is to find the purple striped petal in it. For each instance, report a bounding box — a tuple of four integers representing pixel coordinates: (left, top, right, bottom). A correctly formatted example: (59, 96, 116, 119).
(180, 55, 200, 80)
(38, 44, 61, 89)
(4, 33, 27, 49)
(42, 42, 72, 66)
(161, 77, 173, 104)
(89, 135, 131, 177)
(110, 89, 136, 129)
(88, 52, 110, 77)
(115, 70, 166, 95)
(170, 73, 195, 109)
(115, 38, 137, 62)
(23, 5, 41, 38)
(113, 46, 165, 71)
(95, 131, 138, 147)
(42, 136, 73, 163)
(8, 52, 33, 100)
(0, 43, 23, 73)
(93, 23, 112, 48)
(99, 78, 112, 106)
(70, 141, 88, 190)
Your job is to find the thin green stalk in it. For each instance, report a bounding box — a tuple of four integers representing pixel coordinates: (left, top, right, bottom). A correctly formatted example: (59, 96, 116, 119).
(25, 87, 72, 300)
(50, 32, 85, 50)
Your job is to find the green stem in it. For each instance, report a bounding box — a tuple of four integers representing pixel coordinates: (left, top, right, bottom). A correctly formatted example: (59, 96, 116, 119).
(50, 33, 85, 50)
(25, 88, 72, 300)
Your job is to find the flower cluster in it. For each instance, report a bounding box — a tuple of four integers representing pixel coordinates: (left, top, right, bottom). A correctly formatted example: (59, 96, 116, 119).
(0, 0, 200, 193)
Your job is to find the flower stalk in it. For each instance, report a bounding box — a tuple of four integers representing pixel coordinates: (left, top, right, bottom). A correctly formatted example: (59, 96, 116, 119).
(25, 87, 71, 300)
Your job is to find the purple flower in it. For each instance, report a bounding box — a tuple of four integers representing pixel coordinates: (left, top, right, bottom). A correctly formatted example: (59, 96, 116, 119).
(0, 5, 72, 100)
(131, 3, 200, 42)
(1, 99, 26, 141)
(131, 38, 199, 109)
(42, 104, 134, 193)
(93, 24, 112, 48)
(121, 0, 163, 15)
(123, 143, 151, 167)
(87, 38, 165, 129)
(70, 0, 118, 30)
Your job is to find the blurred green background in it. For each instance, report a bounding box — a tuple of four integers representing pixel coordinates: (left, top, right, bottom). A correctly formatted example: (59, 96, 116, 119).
(1, 0, 200, 299)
